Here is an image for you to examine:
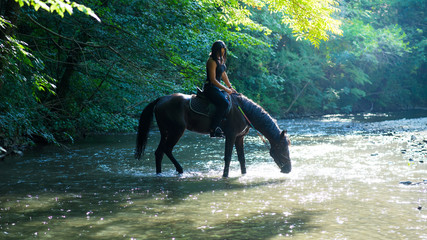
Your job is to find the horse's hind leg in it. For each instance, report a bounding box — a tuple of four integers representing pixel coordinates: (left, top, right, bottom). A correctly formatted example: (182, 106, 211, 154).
(163, 127, 185, 174)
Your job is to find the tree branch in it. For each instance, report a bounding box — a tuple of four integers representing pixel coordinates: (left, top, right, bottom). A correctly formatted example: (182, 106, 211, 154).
(27, 15, 148, 73)
(285, 81, 310, 114)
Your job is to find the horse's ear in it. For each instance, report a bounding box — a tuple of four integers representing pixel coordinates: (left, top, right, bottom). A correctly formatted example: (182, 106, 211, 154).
(281, 130, 291, 146)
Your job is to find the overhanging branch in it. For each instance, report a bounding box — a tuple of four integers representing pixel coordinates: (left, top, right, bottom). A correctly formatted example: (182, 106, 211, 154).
(27, 15, 147, 72)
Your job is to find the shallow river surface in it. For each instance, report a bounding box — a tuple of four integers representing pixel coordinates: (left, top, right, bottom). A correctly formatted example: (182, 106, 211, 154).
(1, 112, 427, 239)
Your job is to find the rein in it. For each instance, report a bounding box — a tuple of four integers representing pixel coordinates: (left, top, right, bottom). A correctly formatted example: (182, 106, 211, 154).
(236, 105, 270, 149)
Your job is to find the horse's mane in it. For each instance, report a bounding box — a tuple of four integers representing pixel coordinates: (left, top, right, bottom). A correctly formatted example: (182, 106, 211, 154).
(233, 93, 281, 141)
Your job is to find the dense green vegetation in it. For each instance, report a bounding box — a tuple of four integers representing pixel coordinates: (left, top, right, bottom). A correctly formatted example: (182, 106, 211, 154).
(1, 0, 426, 150)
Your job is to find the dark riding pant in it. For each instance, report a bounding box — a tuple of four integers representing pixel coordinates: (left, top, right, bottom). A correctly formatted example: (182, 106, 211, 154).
(203, 83, 229, 131)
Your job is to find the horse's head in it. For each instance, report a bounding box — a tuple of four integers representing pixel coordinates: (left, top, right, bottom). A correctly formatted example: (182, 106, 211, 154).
(270, 130, 291, 173)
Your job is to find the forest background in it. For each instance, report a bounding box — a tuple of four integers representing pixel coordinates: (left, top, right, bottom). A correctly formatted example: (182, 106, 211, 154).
(0, 0, 426, 150)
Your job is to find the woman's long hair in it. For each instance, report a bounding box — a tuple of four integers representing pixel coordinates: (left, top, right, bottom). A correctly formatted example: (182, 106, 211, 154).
(210, 40, 227, 64)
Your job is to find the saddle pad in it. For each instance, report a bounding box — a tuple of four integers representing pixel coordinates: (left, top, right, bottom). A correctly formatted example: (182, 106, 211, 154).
(190, 95, 214, 117)
(189, 92, 232, 117)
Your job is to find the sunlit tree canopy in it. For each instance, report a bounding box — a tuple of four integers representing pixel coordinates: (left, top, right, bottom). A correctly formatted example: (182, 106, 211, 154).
(201, 0, 343, 47)
(13, 0, 100, 21)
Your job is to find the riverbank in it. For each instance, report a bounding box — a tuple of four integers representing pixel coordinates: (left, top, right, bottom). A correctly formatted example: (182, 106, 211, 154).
(1, 110, 427, 161)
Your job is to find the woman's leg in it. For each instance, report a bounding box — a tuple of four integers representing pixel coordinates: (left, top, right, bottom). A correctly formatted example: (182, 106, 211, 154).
(203, 84, 229, 134)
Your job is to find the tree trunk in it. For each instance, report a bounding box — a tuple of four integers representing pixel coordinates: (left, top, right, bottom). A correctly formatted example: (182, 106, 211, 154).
(55, 31, 89, 100)
(0, 0, 20, 89)
(56, 49, 80, 99)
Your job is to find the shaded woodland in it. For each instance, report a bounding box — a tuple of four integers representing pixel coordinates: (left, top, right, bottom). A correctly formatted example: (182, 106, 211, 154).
(0, 0, 425, 148)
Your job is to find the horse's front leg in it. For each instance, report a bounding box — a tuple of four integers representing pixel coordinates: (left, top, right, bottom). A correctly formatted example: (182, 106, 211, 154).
(155, 138, 166, 174)
(223, 136, 235, 178)
(235, 136, 246, 175)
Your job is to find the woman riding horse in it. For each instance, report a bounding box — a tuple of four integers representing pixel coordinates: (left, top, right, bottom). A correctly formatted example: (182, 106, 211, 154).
(204, 40, 237, 138)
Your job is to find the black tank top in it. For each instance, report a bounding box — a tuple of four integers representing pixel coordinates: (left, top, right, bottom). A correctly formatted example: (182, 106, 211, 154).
(206, 58, 226, 83)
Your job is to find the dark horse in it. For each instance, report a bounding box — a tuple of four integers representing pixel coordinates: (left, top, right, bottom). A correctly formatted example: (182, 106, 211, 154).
(135, 93, 291, 177)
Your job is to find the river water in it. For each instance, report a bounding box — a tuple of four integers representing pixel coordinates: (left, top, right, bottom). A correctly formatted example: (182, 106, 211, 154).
(1, 112, 426, 239)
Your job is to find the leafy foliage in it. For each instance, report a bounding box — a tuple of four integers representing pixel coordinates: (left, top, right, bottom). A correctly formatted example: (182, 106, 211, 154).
(14, 0, 100, 21)
(0, 0, 425, 150)
(200, 0, 343, 47)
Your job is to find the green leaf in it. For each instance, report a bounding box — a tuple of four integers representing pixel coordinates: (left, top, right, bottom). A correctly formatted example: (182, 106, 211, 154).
(23, 56, 33, 67)
(350, 88, 366, 98)
(49, 3, 57, 13)
(64, 4, 73, 15)
(38, 1, 49, 11)
(17, 0, 25, 7)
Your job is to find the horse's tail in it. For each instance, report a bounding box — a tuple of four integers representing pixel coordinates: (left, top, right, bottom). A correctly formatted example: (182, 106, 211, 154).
(135, 98, 161, 160)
